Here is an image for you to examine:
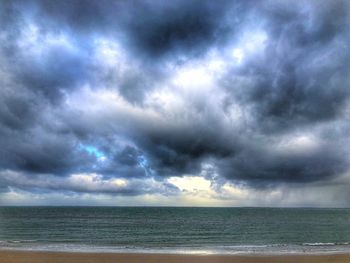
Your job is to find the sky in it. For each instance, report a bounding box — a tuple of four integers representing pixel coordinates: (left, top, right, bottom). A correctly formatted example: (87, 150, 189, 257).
(0, 0, 350, 207)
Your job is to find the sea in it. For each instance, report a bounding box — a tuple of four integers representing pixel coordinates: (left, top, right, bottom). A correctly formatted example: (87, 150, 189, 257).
(0, 207, 350, 255)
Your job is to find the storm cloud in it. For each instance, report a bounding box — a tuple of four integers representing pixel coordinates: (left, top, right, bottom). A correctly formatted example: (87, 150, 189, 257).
(1, 0, 350, 206)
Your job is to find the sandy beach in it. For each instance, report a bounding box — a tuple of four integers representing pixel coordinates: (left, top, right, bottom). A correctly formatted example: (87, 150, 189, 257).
(1, 251, 350, 263)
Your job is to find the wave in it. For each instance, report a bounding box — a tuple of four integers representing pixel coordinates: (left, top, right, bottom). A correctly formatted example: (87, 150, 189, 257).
(303, 242, 349, 246)
(1, 242, 350, 255)
(7, 240, 38, 244)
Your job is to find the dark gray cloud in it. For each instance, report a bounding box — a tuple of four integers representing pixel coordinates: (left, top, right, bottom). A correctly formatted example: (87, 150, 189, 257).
(31, 0, 235, 57)
(120, 0, 233, 58)
(223, 0, 350, 132)
(217, 141, 349, 187)
(0, 0, 350, 201)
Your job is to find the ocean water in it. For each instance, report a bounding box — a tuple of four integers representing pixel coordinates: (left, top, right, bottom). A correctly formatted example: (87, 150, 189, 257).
(1, 207, 350, 255)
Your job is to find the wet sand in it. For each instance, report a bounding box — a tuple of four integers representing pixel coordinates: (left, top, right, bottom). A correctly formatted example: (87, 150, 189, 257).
(1, 251, 350, 263)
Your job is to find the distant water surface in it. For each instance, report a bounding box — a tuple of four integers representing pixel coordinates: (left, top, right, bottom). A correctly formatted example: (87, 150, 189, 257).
(1, 207, 350, 254)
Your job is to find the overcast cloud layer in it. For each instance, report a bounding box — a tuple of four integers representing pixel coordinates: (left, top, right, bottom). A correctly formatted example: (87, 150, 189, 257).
(1, 0, 350, 206)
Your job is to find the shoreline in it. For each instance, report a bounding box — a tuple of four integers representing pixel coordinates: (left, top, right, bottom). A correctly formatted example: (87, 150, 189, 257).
(1, 250, 350, 263)
(1, 244, 350, 256)
(0, 247, 350, 256)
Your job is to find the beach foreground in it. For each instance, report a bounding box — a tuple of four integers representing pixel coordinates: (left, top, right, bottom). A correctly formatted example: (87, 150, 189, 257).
(1, 251, 350, 263)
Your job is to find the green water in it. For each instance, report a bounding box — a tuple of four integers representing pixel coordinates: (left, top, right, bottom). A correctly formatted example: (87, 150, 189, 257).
(0, 207, 350, 254)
